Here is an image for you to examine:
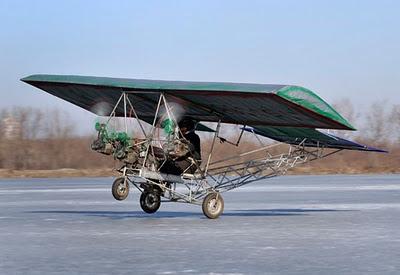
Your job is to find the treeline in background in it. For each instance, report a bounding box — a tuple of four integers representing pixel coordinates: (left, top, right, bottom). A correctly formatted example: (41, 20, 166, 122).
(0, 99, 399, 176)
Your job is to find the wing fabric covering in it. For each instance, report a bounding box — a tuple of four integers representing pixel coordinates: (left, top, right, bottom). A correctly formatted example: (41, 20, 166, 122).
(21, 74, 354, 130)
(243, 126, 386, 152)
(22, 74, 386, 152)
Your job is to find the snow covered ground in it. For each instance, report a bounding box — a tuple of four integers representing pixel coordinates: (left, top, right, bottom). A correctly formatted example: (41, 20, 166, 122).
(1, 175, 400, 274)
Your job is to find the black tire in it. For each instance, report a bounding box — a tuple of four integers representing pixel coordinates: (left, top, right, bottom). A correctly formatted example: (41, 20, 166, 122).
(112, 177, 129, 201)
(202, 192, 224, 219)
(140, 191, 161, 214)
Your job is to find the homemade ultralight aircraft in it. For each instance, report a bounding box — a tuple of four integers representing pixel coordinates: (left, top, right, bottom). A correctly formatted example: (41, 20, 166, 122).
(22, 75, 385, 218)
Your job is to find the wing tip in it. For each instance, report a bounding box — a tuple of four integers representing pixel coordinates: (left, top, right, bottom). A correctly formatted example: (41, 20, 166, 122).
(20, 74, 40, 83)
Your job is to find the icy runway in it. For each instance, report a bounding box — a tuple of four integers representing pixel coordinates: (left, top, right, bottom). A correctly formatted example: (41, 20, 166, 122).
(1, 175, 400, 274)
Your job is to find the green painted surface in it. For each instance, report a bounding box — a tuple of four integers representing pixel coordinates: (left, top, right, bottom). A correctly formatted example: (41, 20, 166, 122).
(276, 86, 355, 130)
(161, 118, 175, 135)
(195, 123, 215, 132)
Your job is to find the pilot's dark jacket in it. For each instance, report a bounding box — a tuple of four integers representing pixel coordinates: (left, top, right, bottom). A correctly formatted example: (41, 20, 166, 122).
(182, 131, 201, 160)
(160, 130, 201, 175)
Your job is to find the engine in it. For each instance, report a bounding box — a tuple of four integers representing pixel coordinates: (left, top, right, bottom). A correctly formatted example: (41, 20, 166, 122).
(91, 122, 141, 166)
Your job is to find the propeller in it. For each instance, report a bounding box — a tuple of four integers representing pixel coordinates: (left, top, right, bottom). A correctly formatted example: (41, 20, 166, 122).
(90, 101, 113, 116)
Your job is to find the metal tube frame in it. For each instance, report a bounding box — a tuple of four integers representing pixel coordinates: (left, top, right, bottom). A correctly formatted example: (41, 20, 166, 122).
(106, 93, 344, 205)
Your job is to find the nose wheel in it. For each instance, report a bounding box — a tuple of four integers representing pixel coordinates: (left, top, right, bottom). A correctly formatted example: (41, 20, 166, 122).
(112, 177, 130, 201)
(202, 192, 224, 219)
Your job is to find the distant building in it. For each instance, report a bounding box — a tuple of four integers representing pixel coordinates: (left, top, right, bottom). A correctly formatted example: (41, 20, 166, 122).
(2, 116, 21, 139)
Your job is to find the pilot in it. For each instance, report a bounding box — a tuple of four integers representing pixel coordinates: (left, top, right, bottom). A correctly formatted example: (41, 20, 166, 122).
(160, 117, 201, 175)
(178, 117, 201, 161)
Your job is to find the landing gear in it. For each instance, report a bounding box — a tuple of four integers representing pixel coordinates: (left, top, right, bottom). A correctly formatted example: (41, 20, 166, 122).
(111, 176, 224, 218)
(202, 192, 224, 219)
(140, 191, 161, 214)
(112, 177, 129, 201)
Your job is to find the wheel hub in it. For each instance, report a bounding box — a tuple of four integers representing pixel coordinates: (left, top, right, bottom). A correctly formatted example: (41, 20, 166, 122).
(117, 184, 127, 195)
(146, 193, 158, 206)
(208, 198, 220, 214)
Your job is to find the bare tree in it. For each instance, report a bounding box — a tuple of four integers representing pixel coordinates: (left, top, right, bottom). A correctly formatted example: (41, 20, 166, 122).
(0, 103, 398, 174)
(12, 107, 45, 139)
(44, 108, 75, 139)
(363, 101, 390, 143)
(389, 104, 400, 144)
(332, 98, 360, 139)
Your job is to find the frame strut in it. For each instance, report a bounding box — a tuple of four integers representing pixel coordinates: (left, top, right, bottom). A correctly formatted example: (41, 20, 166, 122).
(125, 95, 147, 137)
(205, 120, 221, 175)
(123, 92, 128, 133)
(106, 93, 124, 124)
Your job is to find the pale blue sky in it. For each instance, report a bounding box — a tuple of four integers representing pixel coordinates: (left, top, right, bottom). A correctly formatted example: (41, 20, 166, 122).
(0, 0, 399, 133)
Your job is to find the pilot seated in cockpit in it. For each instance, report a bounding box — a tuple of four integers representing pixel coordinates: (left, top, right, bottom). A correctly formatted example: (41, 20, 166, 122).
(159, 117, 201, 175)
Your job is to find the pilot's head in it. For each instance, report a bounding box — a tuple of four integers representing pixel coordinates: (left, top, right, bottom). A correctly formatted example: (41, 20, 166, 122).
(178, 117, 195, 134)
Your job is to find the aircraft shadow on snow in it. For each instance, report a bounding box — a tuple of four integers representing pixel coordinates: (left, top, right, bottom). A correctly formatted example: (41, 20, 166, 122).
(27, 208, 353, 220)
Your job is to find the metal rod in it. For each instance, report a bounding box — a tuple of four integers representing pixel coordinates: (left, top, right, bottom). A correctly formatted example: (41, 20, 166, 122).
(162, 95, 173, 121)
(126, 95, 147, 137)
(209, 142, 282, 166)
(251, 128, 265, 147)
(217, 125, 246, 146)
(235, 125, 245, 146)
(106, 93, 124, 124)
(205, 120, 221, 174)
(161, 95, 179, 140)
(142, 93, 163, 168)
(123, 92, 128, 133)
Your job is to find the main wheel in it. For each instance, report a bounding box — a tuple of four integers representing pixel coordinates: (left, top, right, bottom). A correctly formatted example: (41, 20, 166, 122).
(202, 192, 224, 219)
(140, 191, 161, 214)
(112, 177, 129, 201)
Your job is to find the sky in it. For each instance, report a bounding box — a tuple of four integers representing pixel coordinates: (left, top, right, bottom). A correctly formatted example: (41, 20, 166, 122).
(0, 0, 399, 134)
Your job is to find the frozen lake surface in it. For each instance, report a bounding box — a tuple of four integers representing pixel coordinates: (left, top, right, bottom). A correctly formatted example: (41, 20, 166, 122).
(1, 175, 400, 274)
